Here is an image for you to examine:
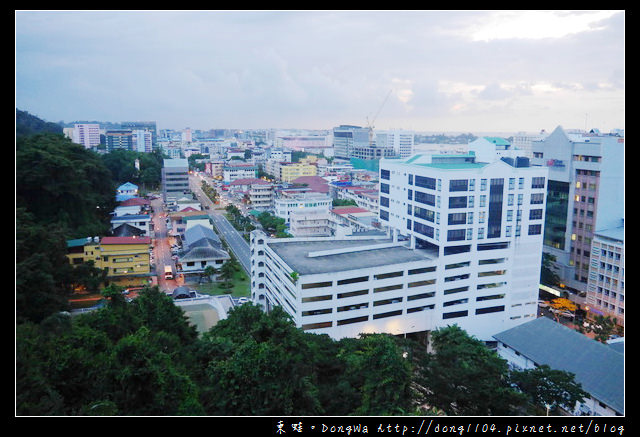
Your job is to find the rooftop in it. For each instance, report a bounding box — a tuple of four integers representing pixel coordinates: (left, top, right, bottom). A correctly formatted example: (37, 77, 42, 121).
(163, 158, 189, 167)
(398, 153, 488, 170)
(493, 316, 624, 414)
(267, 238, 435, 275)
(101, 236, 151, 245)
(230, 178, 271, 186)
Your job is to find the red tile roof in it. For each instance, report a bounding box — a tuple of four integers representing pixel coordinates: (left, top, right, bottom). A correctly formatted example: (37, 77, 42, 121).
(119, 197, 150, 206)
(230, 178, 271, 185)
(330, 206, 370, 215)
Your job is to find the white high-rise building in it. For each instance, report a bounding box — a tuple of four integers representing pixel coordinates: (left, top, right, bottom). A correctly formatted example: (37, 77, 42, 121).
(512, 130, 549, 159)
(250, 152, 548, 342)
(375, 129, 415, 159)
(134, 129, 153, 153)
(72, 123, 101, 149)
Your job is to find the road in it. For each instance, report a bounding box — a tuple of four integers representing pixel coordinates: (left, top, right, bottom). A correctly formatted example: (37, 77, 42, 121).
(150, 196, 183, 293)
(189, 174, 251, 274)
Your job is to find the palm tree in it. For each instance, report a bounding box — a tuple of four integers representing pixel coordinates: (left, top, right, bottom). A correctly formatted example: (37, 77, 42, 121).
(201, 265, 219, 283)
(218, 261, 236, 289)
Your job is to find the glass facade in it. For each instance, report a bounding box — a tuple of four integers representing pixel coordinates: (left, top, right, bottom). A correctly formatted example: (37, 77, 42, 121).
(543, 180, 570, 250)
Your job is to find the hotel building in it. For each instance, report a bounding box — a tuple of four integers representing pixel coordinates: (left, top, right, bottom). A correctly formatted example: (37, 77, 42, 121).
(250, 152, 548, 342)
(531, 126, 624, 300)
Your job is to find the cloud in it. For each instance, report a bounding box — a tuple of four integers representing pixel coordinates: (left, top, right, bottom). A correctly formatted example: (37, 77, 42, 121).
(15, 10, 624, 132)
(466, 10, 621, 42)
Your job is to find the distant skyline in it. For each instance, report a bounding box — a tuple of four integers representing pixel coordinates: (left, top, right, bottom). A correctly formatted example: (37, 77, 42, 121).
(16, 10, 625, 133)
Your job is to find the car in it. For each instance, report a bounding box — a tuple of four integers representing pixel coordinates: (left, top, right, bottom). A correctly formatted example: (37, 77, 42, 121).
(237, 297, 249, 304)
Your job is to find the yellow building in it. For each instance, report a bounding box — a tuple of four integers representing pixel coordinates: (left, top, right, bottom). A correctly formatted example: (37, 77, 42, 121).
(280, 162, 317, 183)
(66, 236, 153, 287)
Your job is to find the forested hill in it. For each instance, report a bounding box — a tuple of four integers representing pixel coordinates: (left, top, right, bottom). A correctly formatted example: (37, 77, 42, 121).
(16, 108, 63, 137)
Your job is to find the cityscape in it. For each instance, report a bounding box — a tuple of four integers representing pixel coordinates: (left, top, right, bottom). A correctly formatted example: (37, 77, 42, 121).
(16, 10, 624, 422)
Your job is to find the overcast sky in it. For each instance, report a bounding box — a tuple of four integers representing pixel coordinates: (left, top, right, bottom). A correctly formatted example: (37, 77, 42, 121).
(15, 10, 625, 133)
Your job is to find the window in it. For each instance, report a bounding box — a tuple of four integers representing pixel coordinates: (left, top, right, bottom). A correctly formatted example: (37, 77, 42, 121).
(380, 169, 390, 180)
(415, 191, 435, 206)
(448, 212, 466, 225)
(528, 224, 542, 235)
(529, 209, 543, 220)
(449, 196, 467, 209)
(532, 177, 546, 189)
(449, 179, 468, 192)
(414, 222, 434, 238)
(415, 175, 436, 189)
(380, 183, 389, 194)
(447, 229, 466, 241)
(415, 206, 435, 222)
(380, 196, 389, 207)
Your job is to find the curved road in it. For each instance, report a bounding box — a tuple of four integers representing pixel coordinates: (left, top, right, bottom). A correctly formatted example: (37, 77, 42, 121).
(189, 175, 251, 274)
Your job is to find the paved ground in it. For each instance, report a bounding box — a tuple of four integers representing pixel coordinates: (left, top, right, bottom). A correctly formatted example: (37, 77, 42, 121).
(150, 197, 183, 293)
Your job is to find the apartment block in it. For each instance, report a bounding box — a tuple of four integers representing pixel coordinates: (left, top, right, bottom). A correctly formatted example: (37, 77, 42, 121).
(105, 129, 134, 152)
(71, 123, 101, 149)
(273, 192, 332, 224)
(280, 162, 317, 183)
(332, 125, 370, 160)
(377, 153, 549, 341)
(531, 126, 624, 296)
(375, 129, 415, 159)
(121, 121, 157, 146)
(222, 163, 257, 183)
(66, 236, 152, 287)
(162, 158, 190, 204)
(585, 221, 624, 326)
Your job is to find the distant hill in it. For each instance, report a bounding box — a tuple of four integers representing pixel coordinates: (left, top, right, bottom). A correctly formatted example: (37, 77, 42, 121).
(16, 109, 63, 137)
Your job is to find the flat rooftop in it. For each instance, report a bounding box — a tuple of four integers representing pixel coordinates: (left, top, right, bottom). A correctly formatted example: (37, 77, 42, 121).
(267, 238, 435, 275)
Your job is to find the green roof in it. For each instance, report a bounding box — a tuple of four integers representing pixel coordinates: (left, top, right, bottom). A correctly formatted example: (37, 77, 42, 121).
(67, 238, 91, 248)
(484, 136, 511, 146)
(418, 162, 487, 169)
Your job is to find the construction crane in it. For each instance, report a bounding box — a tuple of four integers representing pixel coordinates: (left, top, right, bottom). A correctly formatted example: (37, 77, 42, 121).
(366, 89, 392, 147)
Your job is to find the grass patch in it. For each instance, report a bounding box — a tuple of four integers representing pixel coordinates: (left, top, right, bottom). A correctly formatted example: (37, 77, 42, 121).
(192, 268, 250, 297)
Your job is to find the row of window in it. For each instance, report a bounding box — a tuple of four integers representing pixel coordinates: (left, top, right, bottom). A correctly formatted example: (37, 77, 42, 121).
(381, 170, 546, 192)
(409, 220, 542, 241)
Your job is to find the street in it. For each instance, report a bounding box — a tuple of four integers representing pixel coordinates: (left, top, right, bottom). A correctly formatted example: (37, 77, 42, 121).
(150, 196, 183, 293)
(189, 174, 251, 274)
